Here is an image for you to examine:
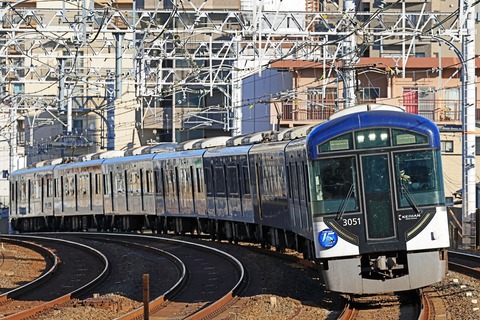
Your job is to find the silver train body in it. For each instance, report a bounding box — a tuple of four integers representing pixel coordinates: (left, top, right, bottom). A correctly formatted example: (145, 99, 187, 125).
(10, 104, 449, 294)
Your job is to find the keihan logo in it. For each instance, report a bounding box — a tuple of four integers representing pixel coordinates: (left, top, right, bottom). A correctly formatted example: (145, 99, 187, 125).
(319, 229, 338, 248)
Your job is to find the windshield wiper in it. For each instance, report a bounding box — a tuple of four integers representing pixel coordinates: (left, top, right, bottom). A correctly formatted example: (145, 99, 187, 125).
(401, 183, 423, 214)
(336, 183, 355, 221)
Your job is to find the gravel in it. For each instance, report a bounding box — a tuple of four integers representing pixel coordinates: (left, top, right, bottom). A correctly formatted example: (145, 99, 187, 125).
(0, 242, 45, 291)
(431, 271, 480, 319)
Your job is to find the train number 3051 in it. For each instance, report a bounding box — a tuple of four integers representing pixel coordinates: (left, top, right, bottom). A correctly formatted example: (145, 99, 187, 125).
(342, 217, 361, 226)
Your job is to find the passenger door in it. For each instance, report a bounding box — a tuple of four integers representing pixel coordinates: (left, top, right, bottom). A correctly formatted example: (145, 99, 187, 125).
(361, 154, 397, 244)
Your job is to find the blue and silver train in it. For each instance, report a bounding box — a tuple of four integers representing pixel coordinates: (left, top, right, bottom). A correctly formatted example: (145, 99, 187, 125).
(9, 104, 449, 294)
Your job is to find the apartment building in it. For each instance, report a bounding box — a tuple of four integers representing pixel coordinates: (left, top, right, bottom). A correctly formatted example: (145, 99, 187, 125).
(0, 0, 476, 200)
(241, 56, 480, 197)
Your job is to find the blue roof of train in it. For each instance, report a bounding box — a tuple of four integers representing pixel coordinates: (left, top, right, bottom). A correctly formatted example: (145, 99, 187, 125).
(306, 110, 440, 158)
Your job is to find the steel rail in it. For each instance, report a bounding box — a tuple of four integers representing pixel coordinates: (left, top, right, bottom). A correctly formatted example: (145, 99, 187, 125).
(0, 235, 109, 320)
(79, 233, 245, 320)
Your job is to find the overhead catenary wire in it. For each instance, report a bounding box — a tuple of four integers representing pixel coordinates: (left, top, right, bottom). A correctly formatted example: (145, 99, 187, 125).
(0, 1, 474, 155)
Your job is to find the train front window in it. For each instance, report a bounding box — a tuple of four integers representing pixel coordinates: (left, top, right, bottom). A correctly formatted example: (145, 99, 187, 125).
(394, 150, 444, 208)
(310, 157, 359, 215)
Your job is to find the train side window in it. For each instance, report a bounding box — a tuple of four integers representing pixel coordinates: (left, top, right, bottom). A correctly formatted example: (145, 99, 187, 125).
(80, 174, 88, 195)
(28, 179, 31, 211)
(160, 168, 166, 196)
(154, 170, 162, 195)
(140, 169, 145, 194)
(124, 170, 129, 211)
(196, 168, 203, 193)
(291, 164, 299, 203)
(303, 162, 310, 203)
(173, 168, 180, 198)
(227, 166, 239, 195)
(95, 174, 100, 195)
(125, 170, 130, 193)
(89, 173, 93, 210)
(89, 173, 93, 197)
(237, 164, 242, 197)
(178, 167, 188, 198)
(164, 169, 172, 196)
(54, 178, 58, 198)
(297, 162, 305, 201)
(189, 167, 194, 190)
(214, 166, 226, 195)
(115, 172, 125, 194)
(33, 179, 40, 199)
(63, 177, 68, 197)
(144, 170, 150, 193)
(205, 166, 213, 195)
(70, 175, 77, 196)
(41, 178, 45, 212)
(242, 166, 250, 195)
(103, 174, 109, 195)
(286, 164, 292, 199)
(109, 172, 115, 211)
(255, 163, 263, 219)
(20, 180, 26, 200)
(131, 171, 140, 193)
(46, 178, 50, 198)
(167, 168, 172, 196)
(74, 175, 78, 198)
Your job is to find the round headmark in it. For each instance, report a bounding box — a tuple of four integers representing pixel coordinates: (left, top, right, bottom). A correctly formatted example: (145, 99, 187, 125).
(318, 229, 338, 249)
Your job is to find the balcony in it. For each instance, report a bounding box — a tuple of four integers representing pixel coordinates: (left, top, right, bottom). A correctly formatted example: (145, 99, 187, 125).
(281, 100, 336, 124)
(404, 99, 464, 123)
(278, 99, 479, 126)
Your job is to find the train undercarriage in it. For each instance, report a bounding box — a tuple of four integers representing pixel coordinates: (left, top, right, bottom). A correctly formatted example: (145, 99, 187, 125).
(10, 215, 316, 260)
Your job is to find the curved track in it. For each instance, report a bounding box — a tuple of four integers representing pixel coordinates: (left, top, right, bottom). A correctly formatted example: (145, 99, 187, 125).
(46, 233, 245, 320)
(0, 235, 109, 319)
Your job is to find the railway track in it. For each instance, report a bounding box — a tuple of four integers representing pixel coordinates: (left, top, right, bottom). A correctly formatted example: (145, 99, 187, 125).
(12, 233, 479, 319)
(50, 233, 246, 320)
(337, 291, 422, 320)
(338, 250, 480, 320)
(448, 251, 480, 279)
(0, 235, 109, 319)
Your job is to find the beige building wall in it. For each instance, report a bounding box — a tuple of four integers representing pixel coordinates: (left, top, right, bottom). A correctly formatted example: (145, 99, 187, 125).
(439, 129, 480, 199)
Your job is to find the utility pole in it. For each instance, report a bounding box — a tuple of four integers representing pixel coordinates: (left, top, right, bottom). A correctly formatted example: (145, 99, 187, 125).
(342, 0, 357, 108)
(461, 0, 477, 249)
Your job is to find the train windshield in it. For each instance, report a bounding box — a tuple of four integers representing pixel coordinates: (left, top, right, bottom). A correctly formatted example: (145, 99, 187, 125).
(394, 150, 444, 208)
(310, 156, 359, 215)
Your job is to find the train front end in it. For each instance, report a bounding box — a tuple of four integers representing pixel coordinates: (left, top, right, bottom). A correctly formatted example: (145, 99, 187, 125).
(306, 105, 449, 294)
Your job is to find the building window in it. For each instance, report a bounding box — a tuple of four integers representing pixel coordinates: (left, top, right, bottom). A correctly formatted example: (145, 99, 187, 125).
(13, 83, 25, 95)
(63, 51, 84, 71)
(403, 87, 435, 121)
(358, 87, 380, 102)
(73, 119, 83, 134)
(443, 87, 460, 121)
(441, 140, 453, 153)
